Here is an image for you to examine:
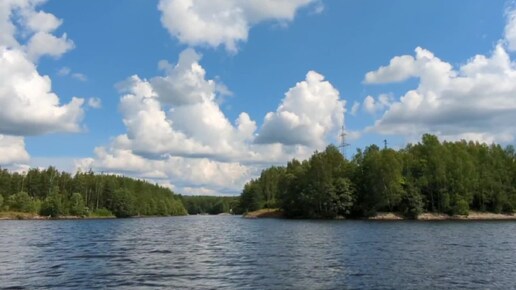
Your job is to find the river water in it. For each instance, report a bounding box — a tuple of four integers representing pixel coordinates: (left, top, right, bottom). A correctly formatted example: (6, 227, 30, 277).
(1, 216, 515, 289)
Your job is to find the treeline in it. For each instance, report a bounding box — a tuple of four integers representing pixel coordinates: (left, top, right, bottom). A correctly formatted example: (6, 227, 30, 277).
(240, 134, 516, 219)
(180, 195, 242, 215)
(0, 167, 186, 218)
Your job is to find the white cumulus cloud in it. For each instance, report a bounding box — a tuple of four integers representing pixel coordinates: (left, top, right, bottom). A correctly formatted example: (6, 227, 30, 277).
(151, 48, 227, 106)
(0, 135, 30, 165)
(0, 1, 74, 61)
(364, 44, 516, 143)
(364, 55, 418, 84)
(113, 50, 260, 161)
(23, 9, 62, 33)
(26, 31, 74, 61)
(158, 0, 318, 52)
(0, 48, 84, 136)
(256, 71, 345, 147)
(0, 0, 83, 166)
(79, 49, 346, 194)
(362, 94, 392, 115)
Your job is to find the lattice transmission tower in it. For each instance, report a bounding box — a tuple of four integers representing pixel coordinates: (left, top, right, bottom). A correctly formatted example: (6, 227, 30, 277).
(338, 125, 350, 158)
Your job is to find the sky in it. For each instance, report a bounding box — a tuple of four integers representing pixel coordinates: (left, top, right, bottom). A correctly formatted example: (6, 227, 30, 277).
(1, 0, 516, 195)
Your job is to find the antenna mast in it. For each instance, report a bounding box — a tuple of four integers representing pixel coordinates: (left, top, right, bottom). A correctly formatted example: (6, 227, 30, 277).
(338, 125, 350, 158)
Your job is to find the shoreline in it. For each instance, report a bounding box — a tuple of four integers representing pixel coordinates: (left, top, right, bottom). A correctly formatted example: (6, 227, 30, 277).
(243, 209, 516, 221)
(0, 212, 115, 220)
(0, 212, 193, 221)
(3, 210, 515, 221)
(371, 212, 516, 221)
(243, 208, 283, 219)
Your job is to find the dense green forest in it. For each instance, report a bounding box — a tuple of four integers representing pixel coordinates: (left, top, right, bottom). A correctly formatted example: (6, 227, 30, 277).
(180, 195, 242, 215)
(0, 167, 186, 218)
(240, 134, 516, 219)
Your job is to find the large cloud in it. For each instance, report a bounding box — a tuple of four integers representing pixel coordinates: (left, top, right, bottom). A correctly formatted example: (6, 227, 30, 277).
(114, 49, 255, 161)
(256, 71, 345, 147)
(79, 49, 345, 194)
(0, 0, 83, 166)
(158, 0, 317, 52)
(76, 49, 260, 194)
(364, 44, 516, 143)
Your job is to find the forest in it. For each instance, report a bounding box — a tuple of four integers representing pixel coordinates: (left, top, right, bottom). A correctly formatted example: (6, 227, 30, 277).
(180, 195, 242, 215)
(240, 134, 516, 219)
(0, 168, 186, 218)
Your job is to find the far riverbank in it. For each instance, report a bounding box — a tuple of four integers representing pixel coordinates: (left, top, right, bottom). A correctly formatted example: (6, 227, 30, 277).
(0, 211, 115, 220)
(244, 209, 516, 221)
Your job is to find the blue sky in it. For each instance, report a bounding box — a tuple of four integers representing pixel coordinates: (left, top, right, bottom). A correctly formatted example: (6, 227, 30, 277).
(1, 0, 516, 195)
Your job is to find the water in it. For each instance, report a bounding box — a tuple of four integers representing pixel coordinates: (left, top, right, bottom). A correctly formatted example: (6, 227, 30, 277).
(1, 216, 515, 289)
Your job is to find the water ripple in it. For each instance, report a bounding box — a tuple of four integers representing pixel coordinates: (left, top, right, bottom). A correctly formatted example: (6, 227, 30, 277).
(1, 217, 516, 289)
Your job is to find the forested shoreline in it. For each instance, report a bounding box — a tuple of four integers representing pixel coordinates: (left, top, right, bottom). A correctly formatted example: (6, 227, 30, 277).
(180, 195, 242, 215)
(240, 134, 516, 219)
(3, 134, 516, 220)
(0, 168, 186, 218)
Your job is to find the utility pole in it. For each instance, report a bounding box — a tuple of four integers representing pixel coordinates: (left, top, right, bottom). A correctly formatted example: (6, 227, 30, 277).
(384, 139, 388, 150)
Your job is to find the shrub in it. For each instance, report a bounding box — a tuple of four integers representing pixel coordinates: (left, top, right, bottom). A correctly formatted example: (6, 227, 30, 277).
(90, 208, 114, 217)
(9, 192, 35, 213)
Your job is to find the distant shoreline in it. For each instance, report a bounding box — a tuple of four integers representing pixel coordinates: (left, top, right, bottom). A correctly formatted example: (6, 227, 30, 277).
(0, 212, 115, 220)
(243, 209, 516, 221)
(0, 212, 201, 221)
(3, 210, 515, 221)
(370, 212, 516, 221)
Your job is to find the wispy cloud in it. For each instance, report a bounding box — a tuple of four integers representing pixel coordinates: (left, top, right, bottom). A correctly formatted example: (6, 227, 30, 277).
(87, 97, 102, 109)
(57, 66, 87, 82)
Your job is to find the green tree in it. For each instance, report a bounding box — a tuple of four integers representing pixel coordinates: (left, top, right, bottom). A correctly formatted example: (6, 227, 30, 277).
(40, 192, 64, 217)
(399, 182, 424, 219)
(110, 189, 136, 218)
(69, 192, 87, 216)
(277, 145, 354, 218)
(259, 167, 285, 209)
(356, 145, 404, 215)
(330, 177, 355, 217)
(240, 181, 262, 212)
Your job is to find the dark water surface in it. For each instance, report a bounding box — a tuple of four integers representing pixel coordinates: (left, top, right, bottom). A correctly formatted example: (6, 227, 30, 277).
(1, 216, 516, 289)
